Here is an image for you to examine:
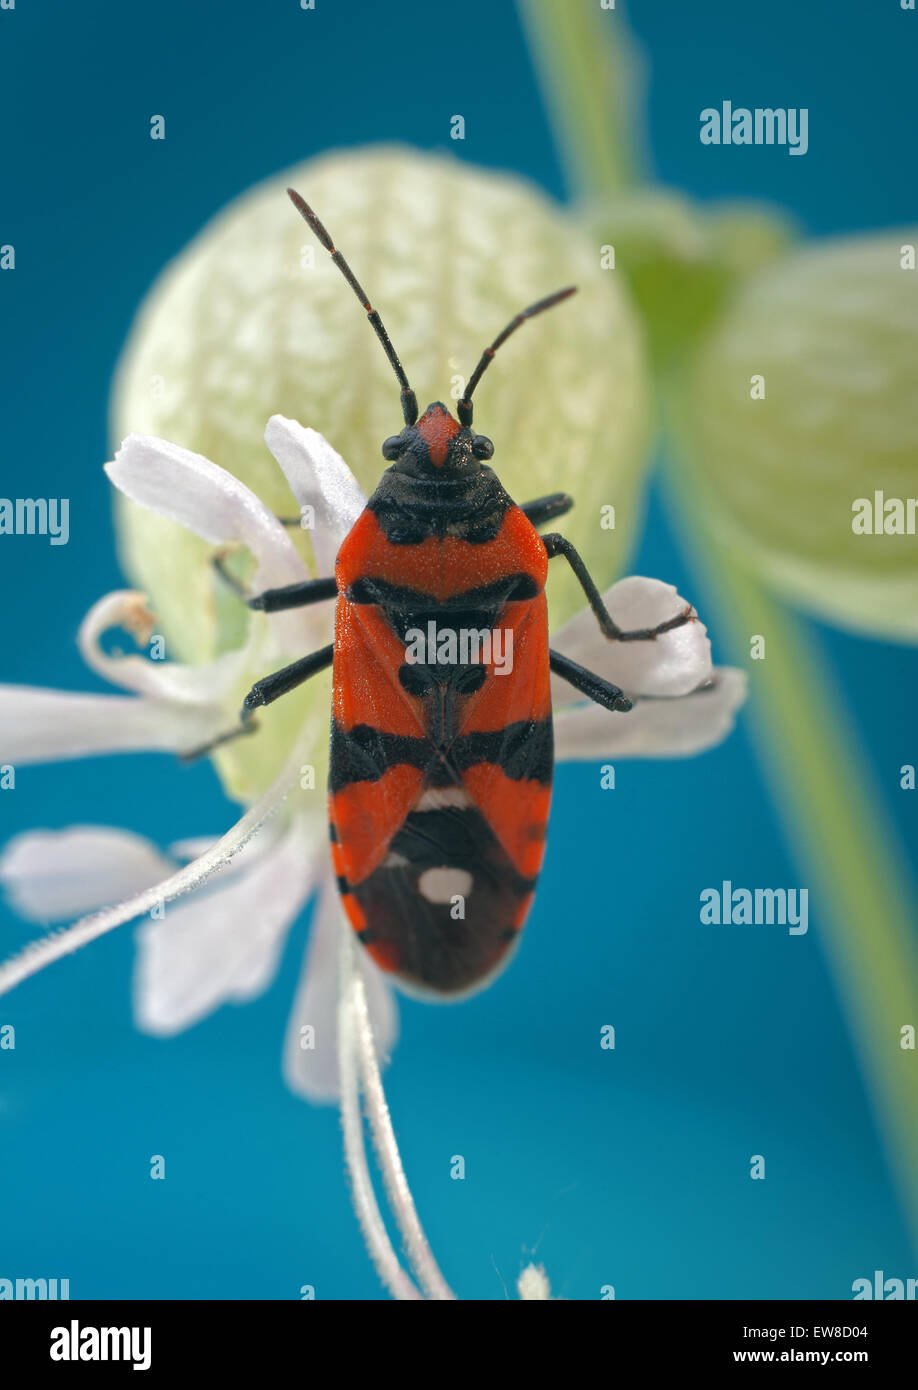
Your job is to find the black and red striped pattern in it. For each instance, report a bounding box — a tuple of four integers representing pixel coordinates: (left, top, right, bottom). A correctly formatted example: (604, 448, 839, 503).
(328, 403, 553, 995)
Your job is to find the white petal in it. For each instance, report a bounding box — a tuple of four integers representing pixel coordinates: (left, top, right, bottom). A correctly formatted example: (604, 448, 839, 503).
(168, 835, 235, 861)
(0, 724, 313, 999)
(264, 417, 366, 575)
(554, 667, 747, 760)
(106, 434, 306, 593)
(283, 871, 398, 1104)
(0, 827, 174, 923)
(0, 685, 226, 764)
(133, 815, 319, 1036)
(105, 434, 312, 650)
(77, 591, 247, 702)
(518, 1264, 552, 1300)
(550, 576, 711, 700)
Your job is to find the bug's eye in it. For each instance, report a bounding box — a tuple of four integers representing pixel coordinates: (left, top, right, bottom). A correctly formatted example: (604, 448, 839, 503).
(381, 435, 403, 461)
(471, 435, 494, 460)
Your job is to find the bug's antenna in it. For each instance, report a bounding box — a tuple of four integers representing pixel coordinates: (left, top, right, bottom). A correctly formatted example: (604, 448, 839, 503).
(287, 188, 419, 426)
(457, 286, 577, 427)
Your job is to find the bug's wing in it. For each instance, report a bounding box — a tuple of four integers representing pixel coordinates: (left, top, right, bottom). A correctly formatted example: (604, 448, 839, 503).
(330, 598, 431, 886)
(449, 594, 554, 887)
(328, 594, 553, 997)
(345, 593, 553, 998)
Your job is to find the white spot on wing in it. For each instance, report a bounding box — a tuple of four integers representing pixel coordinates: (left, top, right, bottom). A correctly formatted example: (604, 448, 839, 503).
(383, 851, 410, 868)
(418, 866, 473, 904)
(416, 786, 470, 811)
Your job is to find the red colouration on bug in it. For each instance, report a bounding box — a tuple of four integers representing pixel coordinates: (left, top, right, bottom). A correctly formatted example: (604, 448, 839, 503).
(414, 402, 461, 466)
(208, 187, 654, 996)
(335, 507, 549, 599)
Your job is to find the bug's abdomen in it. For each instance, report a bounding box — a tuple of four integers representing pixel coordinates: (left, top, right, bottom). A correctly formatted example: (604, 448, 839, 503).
(337, 788, 543, 996)
(328, 601, 552, 996)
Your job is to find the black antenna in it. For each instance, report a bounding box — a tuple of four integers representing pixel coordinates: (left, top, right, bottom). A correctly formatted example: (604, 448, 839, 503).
(457, 286, 577, 427)
(287, 188, 419, 426)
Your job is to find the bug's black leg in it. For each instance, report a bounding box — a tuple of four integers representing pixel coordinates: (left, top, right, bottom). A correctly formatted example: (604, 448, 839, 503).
(212, 553, 337, 612)
(181, 643, 335, 763)
(242, 643, 335, 711)
(248, 577, 338, 613)
(179, 719, 260, 762)
(543, 533, 695, 641)
(519, 493, 574, 528)
(550, 649, 632, 713)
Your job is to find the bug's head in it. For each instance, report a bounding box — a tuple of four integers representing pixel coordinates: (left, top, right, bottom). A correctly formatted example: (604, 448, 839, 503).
(381, 402, 494, 478)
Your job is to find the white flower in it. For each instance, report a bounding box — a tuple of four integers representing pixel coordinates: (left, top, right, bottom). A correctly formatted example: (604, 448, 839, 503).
(0, 416, 746, 1101)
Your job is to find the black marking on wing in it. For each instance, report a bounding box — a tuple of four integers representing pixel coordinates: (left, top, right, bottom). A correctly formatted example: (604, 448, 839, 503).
(329, 721, 431, 792)
(351, 802, 534, 994)
(330, 717, 553, 790)
(449, 720, 553, 783)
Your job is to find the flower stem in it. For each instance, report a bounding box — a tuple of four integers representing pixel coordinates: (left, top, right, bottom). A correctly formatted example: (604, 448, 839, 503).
(664, 456, 918, 1253)
(337, 925, 456, 1300)
(521, 0, 918, 1259)
(336, 927, 422, 1300)
(0, 725, 311, 999)
(517, 0, 645, 199)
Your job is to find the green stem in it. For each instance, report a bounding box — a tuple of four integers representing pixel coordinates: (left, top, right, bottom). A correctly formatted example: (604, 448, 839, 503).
(517, 0, 645, 199)
(665, 456, 918, 1253)
(520, 0, 918, 1257)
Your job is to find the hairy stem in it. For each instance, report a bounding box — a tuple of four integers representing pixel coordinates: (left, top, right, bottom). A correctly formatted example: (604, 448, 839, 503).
(336, 926, 422, 1300)
(0, 726, 311, 999)
(337, 925, 456, 1299)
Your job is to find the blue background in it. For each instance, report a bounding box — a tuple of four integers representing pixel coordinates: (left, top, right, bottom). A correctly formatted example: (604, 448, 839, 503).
(1, 0, 915, 1299)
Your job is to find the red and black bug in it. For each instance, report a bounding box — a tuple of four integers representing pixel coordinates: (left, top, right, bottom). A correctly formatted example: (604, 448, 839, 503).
(206, 189, 692, 997)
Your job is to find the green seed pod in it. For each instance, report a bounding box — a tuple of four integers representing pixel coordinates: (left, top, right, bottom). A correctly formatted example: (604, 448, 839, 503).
(584, 187, 794, 371)
(674, 230, 918, 641)
(110, 146, 649, 800)
(113, 147, 648, 645)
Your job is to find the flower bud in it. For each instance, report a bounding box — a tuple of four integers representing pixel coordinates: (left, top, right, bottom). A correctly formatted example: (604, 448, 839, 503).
(112, 145, 649, 663)
(675, 230, 918, 640)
